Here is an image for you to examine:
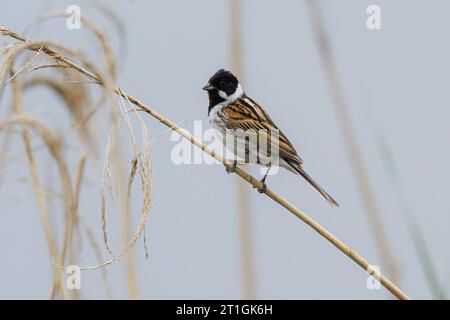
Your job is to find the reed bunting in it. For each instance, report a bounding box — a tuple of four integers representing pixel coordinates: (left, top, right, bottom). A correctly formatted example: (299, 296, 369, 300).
(203, 69, 339, 207)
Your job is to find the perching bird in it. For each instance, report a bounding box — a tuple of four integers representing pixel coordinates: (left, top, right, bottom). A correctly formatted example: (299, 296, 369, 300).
(203, 69, 339, 208)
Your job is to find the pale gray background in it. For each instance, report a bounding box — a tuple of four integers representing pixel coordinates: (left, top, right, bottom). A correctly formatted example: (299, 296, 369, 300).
(1, 0, 449, 299)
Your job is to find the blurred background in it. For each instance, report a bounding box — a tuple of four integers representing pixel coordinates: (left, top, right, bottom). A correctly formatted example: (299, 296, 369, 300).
(1, 0, 449, 299)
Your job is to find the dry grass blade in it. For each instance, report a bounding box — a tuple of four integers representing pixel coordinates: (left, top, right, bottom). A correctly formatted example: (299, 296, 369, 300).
(0, 114, 76, 298)
(77, 215, 114, 299)
(23, 71, 94, 148)
(32, 11, 117, 78)
(9, 79, 68, 299)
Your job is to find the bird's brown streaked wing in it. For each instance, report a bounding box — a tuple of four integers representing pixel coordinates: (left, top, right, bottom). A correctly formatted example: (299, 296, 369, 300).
(220, 97, 339, 207)
(221, 97, 303, 166)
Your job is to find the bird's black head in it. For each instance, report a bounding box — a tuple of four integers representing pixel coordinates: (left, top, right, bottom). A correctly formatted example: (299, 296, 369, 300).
(204, 69, 239, 96)
(203, 69, 243, 114)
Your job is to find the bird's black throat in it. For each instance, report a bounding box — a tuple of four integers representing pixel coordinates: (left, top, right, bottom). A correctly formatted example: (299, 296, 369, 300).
(207, 90, 225, 115)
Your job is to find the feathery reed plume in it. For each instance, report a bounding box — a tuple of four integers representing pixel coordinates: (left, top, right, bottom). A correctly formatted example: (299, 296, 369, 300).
(305, 0, 400, 286)
(0, 11, 149, 299)
(0, 27, 410, 299)
(34, 12, 143, 299)
(229, 0, 256, 299)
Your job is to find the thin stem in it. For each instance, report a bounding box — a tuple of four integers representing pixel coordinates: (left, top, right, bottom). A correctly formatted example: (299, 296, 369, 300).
(305, 1, 400, 286)
(10, 77, 68, 300)
(229, 0, 256, 300)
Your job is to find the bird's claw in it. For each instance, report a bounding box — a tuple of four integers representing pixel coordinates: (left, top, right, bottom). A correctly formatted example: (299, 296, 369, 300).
(226, 161, 237, 174)
(257, 182, 267, 194)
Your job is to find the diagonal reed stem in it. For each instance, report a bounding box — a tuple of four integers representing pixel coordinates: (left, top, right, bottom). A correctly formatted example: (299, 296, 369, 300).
(0, 27, 410, 300)
(305, 1, 400, 287)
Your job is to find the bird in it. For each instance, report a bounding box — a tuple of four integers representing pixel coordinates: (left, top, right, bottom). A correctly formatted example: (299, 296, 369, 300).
(203, 69, 339, 208)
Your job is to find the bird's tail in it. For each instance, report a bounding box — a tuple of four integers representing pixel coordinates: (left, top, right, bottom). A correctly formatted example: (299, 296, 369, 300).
(291, 165, 340, 208)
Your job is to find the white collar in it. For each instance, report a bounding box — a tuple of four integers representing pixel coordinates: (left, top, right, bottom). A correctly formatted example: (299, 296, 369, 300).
(218, 83, 244, 103)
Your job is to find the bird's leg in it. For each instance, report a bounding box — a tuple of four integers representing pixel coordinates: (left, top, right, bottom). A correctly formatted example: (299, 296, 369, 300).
(257, 166, 271, 194)
(226, 160, 238, 174)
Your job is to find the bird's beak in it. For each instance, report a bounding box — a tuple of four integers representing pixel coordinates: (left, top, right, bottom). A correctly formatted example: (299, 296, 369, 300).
(202, 84, 214, 91)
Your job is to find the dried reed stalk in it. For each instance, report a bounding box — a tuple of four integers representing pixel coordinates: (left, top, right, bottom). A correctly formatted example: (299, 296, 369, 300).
(0, 115, 76, 298)
(305, 1, 400, 285)
(229, 0, 256, 300)
(0, 27, 410, 300)
(38, 13, 142, 299)
(9, 78, 68, 299)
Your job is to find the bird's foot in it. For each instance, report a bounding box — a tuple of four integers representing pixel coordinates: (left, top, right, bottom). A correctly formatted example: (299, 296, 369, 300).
(226, 161, 237, 174)
(257, 181, 267, 194)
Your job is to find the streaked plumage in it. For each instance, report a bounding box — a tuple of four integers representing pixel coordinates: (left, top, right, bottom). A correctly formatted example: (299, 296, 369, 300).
(203, 69, 339, 208)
